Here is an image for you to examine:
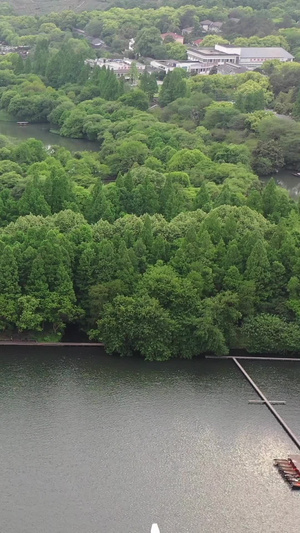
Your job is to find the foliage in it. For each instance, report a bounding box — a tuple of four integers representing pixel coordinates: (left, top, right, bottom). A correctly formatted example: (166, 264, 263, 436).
(242, 315, 300, 354)
(159, 68, 187, 107)
(0, 3, 299, 359)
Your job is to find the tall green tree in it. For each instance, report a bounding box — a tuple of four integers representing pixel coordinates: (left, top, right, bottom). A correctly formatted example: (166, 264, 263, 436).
(33, 39, 50, 76)
(139, 72, 158, 100)
(159, 68, 187, 107)
(19, 177, 51, 217)
(44, 165, 74, 213)
(92, 294, 174, 361)
(0, 245, 20, 330)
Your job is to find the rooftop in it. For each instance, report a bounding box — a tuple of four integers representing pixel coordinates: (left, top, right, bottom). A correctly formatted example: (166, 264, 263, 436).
(161, 32, 183, 39)
(217, 44, 294, 59)
(153, 59, 209, 67)
(188, 47, 237, 57)
(239, 46, 294, 59)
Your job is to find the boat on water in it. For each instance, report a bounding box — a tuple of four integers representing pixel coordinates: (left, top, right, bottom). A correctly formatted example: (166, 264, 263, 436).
(292, 172, 300, 177)
(151, 524, 160, 533)
(274, 455, 300, 488)
(17, 121, 29, 126)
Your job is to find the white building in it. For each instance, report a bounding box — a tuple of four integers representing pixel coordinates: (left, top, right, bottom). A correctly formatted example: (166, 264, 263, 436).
(150, 59, 212, 75)
(86, 58, 145, 77)
(187, 47, 238, 66)
(215, 45, 294, 69)
(187, 45, 294, 71)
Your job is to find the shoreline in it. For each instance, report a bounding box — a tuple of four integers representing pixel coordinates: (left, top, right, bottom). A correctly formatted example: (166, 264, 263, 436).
(0, 341, 104, 347)
(1, 343, 299, 360)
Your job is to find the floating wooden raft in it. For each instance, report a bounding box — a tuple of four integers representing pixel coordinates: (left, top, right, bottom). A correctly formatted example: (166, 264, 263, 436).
(274, 455, 300, 490)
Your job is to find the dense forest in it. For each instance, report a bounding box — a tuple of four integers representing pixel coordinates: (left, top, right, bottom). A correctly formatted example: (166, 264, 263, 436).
(2, 0, 300, 19)
(0, 2, 300, 359)
(0, 1, 300, 58)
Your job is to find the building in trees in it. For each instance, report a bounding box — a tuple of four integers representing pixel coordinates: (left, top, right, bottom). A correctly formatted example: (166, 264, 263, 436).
(187, 45, 294, 70)
(161, 33, 184, 44)
(150, 59, 211, 75)
(200, 20, 223, 33)
(187, 46, 239, 66)
(86, 58, 145, 79)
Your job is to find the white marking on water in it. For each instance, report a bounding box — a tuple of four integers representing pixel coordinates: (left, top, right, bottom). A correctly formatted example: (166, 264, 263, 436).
(151, 524, 160, 533)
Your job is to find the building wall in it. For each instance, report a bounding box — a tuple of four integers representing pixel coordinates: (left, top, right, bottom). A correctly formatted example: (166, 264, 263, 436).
(187, 50, 238, 64)
(215, 45, 241, 55)
(174, 36, 184, 44)
(150, 59, 212, 75)
(215, 45, 294, 67)
(240, 56, 293, 69)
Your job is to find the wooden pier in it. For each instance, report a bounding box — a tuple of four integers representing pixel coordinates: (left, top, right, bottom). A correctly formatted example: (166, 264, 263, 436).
(233, 357, 300, 451)
(0, 341, 104, 347)
(248, 400, 286, 405)
(206, 355, 300, 361)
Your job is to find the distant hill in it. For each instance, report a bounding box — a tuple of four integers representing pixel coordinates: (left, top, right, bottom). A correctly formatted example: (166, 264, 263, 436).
(0, 0, 109, 15)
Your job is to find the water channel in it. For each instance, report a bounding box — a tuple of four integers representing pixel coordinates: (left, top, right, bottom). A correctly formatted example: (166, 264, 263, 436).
(0, 121, 99, 152)
(1, 347, 300, 533)
(1, 120, 299, 199)
(270, 170, 300, 199)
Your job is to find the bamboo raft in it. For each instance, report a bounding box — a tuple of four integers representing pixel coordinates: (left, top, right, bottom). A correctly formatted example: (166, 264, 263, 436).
(274, 456, 300, 489)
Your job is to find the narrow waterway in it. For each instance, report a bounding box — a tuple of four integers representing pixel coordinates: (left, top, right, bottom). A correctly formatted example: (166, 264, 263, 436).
(262, 170, 300, 199)
(0, 121, 99, 152)
(1, 120, 300, 198)
(1, 348, 300, 533)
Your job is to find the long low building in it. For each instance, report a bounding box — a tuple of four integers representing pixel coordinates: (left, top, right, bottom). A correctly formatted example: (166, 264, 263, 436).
(187, 44, 294, 70)
(85, 58, 146, 77)
(150, 59, 212, 75)
(215, 44, 294, 69)
(187, 47, 238, 65)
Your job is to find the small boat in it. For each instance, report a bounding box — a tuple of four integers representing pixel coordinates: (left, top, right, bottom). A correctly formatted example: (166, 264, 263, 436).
(151, 525, 160, 533)
(292, 172, 300, 177)
(17, 121, 29, 126)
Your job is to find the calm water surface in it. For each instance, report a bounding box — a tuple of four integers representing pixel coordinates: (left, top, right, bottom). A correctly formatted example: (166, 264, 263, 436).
(0, 121, 99, 152)
(262, 170, 300, 199)
(1, 347, 300, 533)
(1, 121, 300, 199)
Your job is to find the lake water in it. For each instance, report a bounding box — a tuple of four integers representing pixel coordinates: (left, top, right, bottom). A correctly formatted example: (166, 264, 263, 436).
(1, 347, 300, 533)
(1, 121, 300, 199)
(262, 170, 300, 199)
(0, 121, 99, 152)
(0, 121, 299, 201)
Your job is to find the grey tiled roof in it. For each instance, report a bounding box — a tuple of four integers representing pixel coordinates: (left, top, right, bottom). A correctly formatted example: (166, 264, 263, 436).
(239, 47, 294, 59)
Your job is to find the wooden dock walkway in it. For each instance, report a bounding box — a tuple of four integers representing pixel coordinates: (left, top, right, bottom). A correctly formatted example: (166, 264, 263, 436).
(206, 355, 300, 361)
(0, 341, 104, 347)
(233, 357, 300, 450)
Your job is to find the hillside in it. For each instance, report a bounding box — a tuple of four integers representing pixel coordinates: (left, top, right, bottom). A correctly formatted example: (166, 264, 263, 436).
(0, 0, 108, 15)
